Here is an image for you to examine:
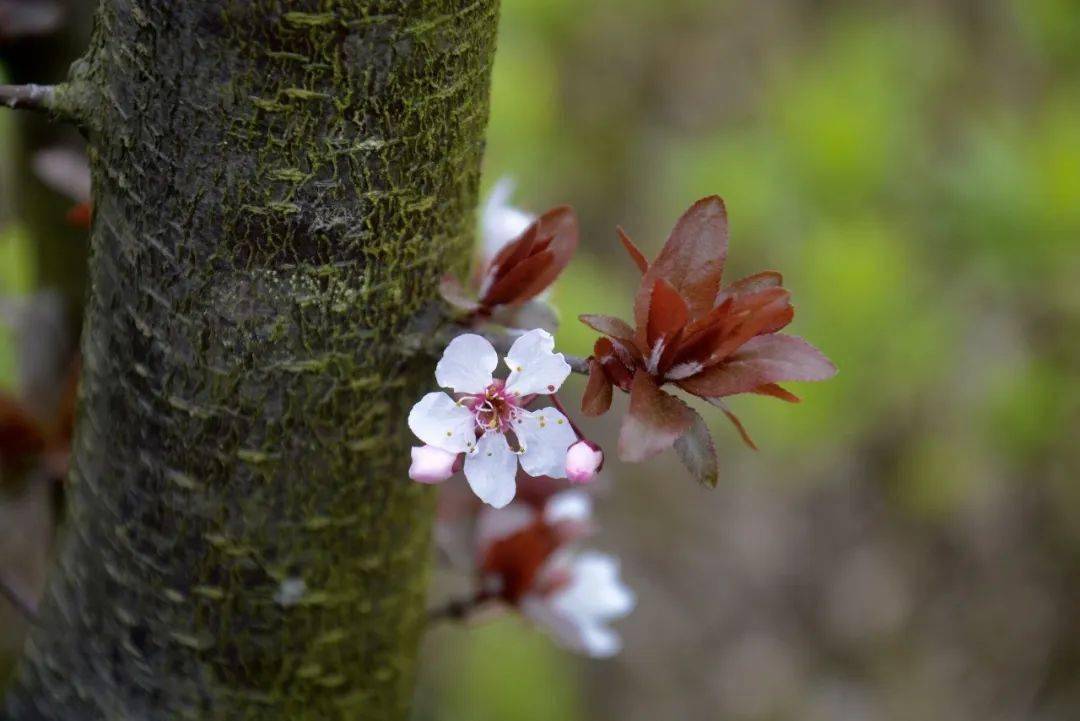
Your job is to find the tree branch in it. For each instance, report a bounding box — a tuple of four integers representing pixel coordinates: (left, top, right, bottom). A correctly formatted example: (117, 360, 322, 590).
(0, 83, 56, 112)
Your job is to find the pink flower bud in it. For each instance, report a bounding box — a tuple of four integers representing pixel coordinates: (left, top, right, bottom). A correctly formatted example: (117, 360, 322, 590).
(409, 445, 460, 484)
(565, 440, 603, 484)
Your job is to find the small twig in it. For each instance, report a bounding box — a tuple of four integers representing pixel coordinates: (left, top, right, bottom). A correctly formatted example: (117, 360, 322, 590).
(0, 83, 58, 113)
(427, 590, 492, 624)
(0, 572, 40, 625)
(429, 324, 590, 376)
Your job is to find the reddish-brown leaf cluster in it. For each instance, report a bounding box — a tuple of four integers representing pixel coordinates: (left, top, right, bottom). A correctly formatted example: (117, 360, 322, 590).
(480, 519, 565, 604)
(440, 207, 578, 324)
(0, 361, 78, 486)
(579, 196, 836, 485)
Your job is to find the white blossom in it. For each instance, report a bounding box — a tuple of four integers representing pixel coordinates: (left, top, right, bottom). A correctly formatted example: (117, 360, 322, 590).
(408, 330, 577, 508)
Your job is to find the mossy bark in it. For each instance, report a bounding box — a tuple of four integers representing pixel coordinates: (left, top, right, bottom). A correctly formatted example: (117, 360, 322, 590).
(2, 1, 498, 719)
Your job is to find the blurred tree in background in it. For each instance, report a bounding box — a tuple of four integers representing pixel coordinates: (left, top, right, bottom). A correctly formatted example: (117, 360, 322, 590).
(2, 0, 1078, 719)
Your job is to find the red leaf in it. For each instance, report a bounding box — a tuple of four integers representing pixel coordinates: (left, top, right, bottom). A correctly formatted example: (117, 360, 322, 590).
(708, 398, 758, 450)
(581, 358, 614, 417)
(714, 271, 783, 306)
(481, 250, 555, 306)
(0, 394, 46, 468)
(485, 224, 540, 285)
(480, 206, 578, 308)
(594, 338, 637, 391)
(482, 522, 561, 603)
(705, 288, 794, 363)
(646, 278, 690, 350)
(676, 333, 837, 399)
(634, 196, 729, 333)
(617, 227, 649, 274)
(752, 383, 800, 403)
(618, 371, 695, 462)
(665, 287, 791, 374)
(673, 406, 719, 487)
(65, 202, 93, 231)
(579, 314, 637, 346)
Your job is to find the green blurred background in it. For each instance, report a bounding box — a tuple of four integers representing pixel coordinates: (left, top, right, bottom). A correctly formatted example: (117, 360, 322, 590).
(3, 1, 1080, 719)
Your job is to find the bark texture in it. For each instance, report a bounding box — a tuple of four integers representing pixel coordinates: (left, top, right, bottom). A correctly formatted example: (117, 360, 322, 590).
(3, 1, 498, 719)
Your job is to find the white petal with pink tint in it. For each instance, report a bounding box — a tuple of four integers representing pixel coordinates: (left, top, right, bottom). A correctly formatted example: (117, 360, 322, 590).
(435, 333, 498, 394)
(522, 551, 635, 658)
(544, 490, 593, 526)
(482, 177, 536, 263)
(408, 392, 475, 454)
(464, 432, 518, 508)
(565, 441, 603, 484)
(408, 445, 459, 484)
(515, 407, 577, 479)
(504, 329, 571, 398)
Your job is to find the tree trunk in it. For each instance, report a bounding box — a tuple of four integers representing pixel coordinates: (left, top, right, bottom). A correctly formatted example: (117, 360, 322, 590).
(2, 1, 498, 719)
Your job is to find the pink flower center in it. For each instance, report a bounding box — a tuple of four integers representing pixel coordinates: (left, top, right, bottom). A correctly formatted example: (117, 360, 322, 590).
(462, 380, 523, 435)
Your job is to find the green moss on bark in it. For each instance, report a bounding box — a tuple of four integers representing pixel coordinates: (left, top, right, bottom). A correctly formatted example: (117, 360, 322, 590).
(3, 1, 499, 719)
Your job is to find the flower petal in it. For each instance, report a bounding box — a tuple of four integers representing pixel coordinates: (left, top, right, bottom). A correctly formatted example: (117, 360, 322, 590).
(408, 392, 476, 453)
(544, 489, 593, 526)
(562, 552, 636, 619)
(676, 333, 837, 398)
(481, 177, 536, 263)
(464, 432, 519, 508)
(435, 333, 497, 394)
(516, 407, 578, 478)
(522, 551, 635, 658)
(504, 329, 572, 397)
(618, 371, 695, 463)
(408, 445, 460, 484)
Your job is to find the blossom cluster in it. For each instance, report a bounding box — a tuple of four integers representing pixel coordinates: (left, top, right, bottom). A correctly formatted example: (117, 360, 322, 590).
(409, 181, 835, 657)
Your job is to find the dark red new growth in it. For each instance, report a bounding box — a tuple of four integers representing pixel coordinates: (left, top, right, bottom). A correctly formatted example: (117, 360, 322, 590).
(579, 196, 837, 483)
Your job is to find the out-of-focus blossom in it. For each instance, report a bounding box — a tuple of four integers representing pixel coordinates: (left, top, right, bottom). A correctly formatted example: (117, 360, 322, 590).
(474, 490, 633, 656)
(31, 147, 92, 230)
(408, 330, 577, 508)
(521, 551, 636, 658)
(440, 179, 578, 332)
(579, 196, 836, 485)
(480, 178, 536, 266)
